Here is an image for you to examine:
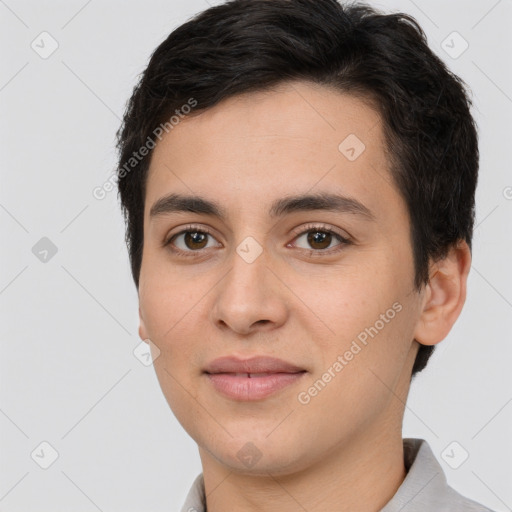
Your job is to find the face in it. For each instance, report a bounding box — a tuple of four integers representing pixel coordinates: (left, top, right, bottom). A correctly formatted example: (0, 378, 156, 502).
(138, 80, 425, 475)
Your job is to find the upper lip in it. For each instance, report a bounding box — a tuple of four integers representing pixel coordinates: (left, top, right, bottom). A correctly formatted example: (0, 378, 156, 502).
(204, 355, 306, 374)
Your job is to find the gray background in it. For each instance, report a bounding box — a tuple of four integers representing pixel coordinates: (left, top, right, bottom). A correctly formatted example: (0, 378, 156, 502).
(1, 0, 511, 510)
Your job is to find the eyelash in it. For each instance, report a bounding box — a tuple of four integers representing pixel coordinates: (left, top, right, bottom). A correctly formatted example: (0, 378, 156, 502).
(163, 223, 352, 259)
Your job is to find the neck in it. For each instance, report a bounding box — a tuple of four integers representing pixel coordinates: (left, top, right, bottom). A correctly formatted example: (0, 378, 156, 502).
(199, 423, 407, 512)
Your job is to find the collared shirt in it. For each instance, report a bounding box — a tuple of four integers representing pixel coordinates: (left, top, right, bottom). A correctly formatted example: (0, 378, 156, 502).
(180, 438, 495, 511)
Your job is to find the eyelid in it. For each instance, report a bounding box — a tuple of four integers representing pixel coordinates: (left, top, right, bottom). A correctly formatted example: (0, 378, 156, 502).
(289, 222, 351, 242)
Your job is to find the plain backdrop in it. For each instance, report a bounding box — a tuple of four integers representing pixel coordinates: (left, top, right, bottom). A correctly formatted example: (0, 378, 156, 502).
(1, 0, 511, 511)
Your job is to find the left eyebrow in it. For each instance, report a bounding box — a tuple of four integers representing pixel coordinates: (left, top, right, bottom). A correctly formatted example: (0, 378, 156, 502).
(149, 192, 376, 222)
(270, 192, 376, 221)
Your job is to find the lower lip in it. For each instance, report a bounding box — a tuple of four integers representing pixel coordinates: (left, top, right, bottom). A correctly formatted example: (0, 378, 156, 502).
(205, 372, 306, 401)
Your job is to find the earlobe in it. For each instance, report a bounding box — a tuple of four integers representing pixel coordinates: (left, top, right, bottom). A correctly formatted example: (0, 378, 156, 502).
(413, 240, 472, 347)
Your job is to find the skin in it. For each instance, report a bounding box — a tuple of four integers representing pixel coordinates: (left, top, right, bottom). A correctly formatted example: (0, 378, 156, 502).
(137, 80, 471, 511)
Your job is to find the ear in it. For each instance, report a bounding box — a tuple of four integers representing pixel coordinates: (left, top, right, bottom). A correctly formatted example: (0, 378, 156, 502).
(413, 240, 472, 346)
(138, 306, 149, 343)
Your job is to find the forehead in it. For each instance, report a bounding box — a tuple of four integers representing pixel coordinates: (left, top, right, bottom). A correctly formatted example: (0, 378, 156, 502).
(145, 80, 402, 224)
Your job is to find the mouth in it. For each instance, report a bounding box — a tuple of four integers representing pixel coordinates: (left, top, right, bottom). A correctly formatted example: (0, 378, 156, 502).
(205, 371, 307, 401)
(203, 355, 307, 401)
(216, 372, 303, 378)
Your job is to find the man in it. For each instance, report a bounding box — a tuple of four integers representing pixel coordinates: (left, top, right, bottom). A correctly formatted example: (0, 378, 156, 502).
(115, 0, 494, 510)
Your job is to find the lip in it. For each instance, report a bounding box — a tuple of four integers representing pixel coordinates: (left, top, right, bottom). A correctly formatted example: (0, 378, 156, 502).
(204, 355, 307, 401)
(204, 355, 305, 374)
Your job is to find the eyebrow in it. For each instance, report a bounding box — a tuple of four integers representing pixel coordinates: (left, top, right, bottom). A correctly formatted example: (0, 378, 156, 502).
(149, 192, 376, 222)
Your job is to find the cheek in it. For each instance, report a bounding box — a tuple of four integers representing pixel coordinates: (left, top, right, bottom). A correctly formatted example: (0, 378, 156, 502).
(140, 257, 197, 331)
(296, 300, 416, 440)
(291, 256, 400, 336)
(295, 252, 417, 388)
(140, 275, 206, 410)
(139, 259, 227, 378)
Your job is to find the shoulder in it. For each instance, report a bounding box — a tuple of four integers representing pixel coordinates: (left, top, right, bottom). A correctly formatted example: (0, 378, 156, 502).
(381, 438, 497, 512)
(439, 484, 496, 512)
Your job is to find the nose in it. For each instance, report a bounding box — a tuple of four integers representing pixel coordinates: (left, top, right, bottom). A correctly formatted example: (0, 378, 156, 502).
(210, 242, 288, 337)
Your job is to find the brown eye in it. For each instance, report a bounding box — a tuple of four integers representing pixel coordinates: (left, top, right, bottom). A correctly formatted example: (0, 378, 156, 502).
(183, 231, 209, 250)
(306, 231, 333, 250)
(164, 227, 220, 256)
(293, 226, 349, 253)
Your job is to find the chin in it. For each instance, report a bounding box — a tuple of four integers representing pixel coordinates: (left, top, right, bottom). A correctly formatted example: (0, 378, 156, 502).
(199, 431, 314, 476)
